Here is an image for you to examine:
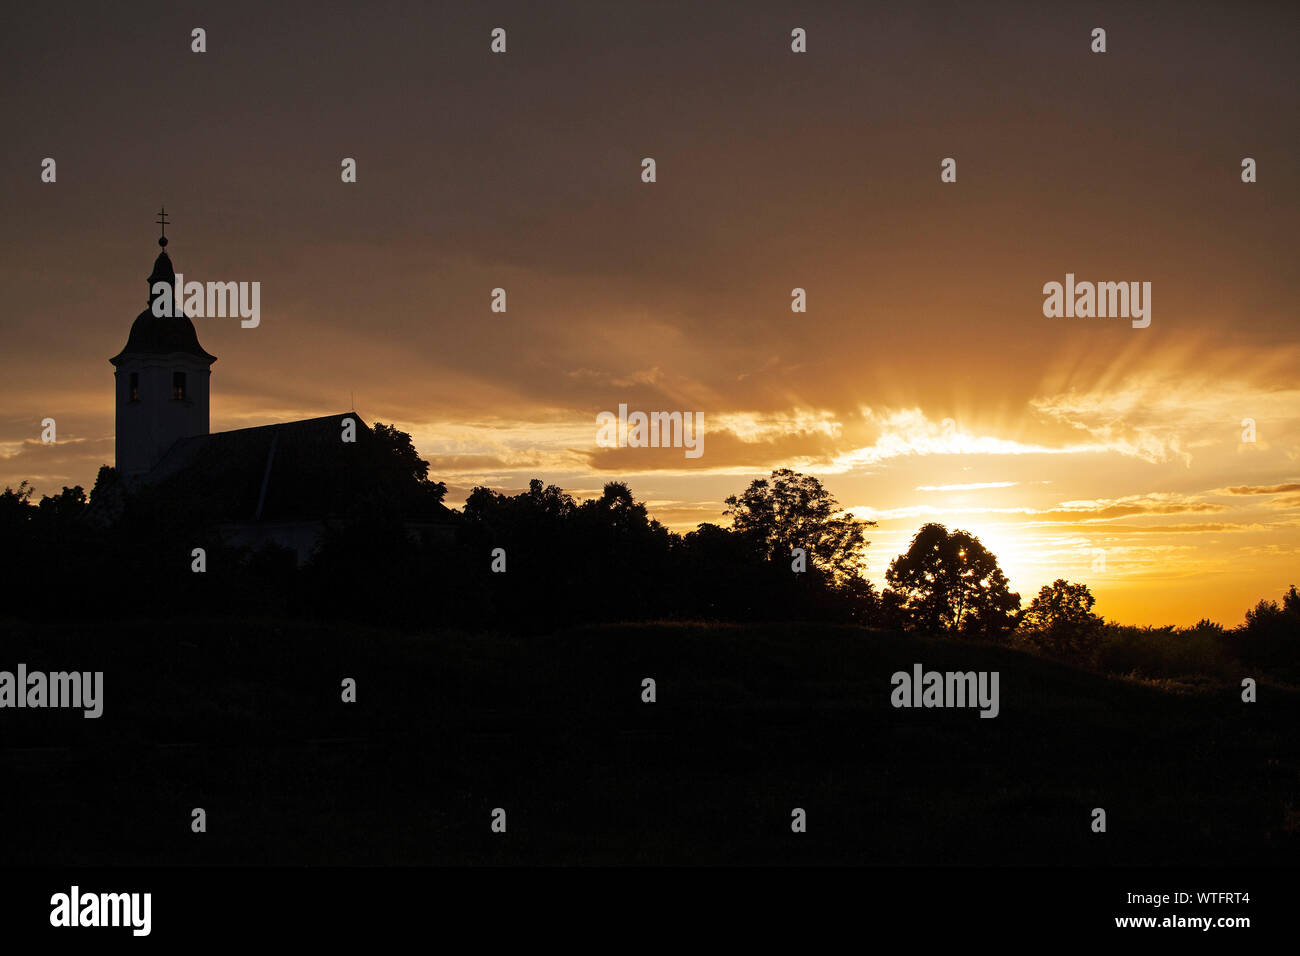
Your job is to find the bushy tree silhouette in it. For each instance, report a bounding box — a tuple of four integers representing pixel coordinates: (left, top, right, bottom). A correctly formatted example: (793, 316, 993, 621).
(456, 478, 678, 627)
(0, 481, 35, 533)
(1236, 585, 1300, 679)
(723, 468, 874, 586)
(884, 523, 1020, 639)
(1021, 579, 1102, 656)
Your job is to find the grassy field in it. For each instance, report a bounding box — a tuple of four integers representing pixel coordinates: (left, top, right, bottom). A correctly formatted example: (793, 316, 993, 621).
(1, 618, 1296, 865)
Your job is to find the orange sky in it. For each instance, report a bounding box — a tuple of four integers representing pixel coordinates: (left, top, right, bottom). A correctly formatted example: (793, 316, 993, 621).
(2, 1, 1296, 626)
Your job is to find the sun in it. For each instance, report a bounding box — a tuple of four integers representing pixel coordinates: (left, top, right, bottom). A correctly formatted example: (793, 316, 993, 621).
(951, 521, 1038, 595)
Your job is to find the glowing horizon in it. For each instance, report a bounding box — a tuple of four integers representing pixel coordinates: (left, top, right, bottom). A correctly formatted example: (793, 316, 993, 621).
(3, 2, 1295, 629)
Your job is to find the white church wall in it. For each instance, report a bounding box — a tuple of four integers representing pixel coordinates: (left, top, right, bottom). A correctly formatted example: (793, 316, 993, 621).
(115, 352, 212, 479)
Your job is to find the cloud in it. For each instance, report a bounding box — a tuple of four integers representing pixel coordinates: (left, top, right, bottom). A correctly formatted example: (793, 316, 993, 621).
(828, 409, 1105, 472)
(1030, 339, 1300, 465)
(1075, 522, 1274, 535)
(851, 492, 1227, 525)
(1212, 482, 1300, 496)
(0, 435, 114, 493)
(1049, 493, 1228, 520)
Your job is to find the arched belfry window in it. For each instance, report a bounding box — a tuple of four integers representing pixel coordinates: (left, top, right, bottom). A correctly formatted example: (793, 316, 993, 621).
(129, 372, 139, 402)
(172, 371, 187, 401)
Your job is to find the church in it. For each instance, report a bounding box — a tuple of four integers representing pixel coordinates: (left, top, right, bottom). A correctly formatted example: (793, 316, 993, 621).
(102, 214, 454, 562)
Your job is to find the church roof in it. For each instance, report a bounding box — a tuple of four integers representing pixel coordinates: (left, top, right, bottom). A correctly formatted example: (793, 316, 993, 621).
(110, 249, 217, 365)
(142, 413, 454, 525)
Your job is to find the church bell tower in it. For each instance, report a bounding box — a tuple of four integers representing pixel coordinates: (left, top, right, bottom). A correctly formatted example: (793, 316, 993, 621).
(110, 210, 217, 481)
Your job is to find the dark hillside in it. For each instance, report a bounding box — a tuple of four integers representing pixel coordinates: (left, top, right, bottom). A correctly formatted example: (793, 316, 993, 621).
(1, 619, 1294, 865)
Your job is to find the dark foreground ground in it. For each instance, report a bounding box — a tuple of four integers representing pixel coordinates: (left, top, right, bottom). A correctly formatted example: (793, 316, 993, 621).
(1, 618, 1295, 865)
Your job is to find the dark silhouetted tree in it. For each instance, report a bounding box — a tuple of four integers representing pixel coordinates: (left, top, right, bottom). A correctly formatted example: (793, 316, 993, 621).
(90, 465, 118, 504)
(723, 468, 875, 586)
(0, 481, 35, 532)
(1020, 579, 1102, 655)
(36, 485, 87, 522)
(353, 422, 448, 520)
(457, 479, 676, 628)
(1235, 585, 1300, 679)
(884, 523, 1020, 638)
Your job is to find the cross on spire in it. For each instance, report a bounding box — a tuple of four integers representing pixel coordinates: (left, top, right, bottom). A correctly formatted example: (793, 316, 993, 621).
(156, 206, 170, 247)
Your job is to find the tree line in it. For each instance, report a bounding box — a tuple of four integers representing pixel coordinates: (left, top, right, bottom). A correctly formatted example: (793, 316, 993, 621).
(1, 427, 1295, 680)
